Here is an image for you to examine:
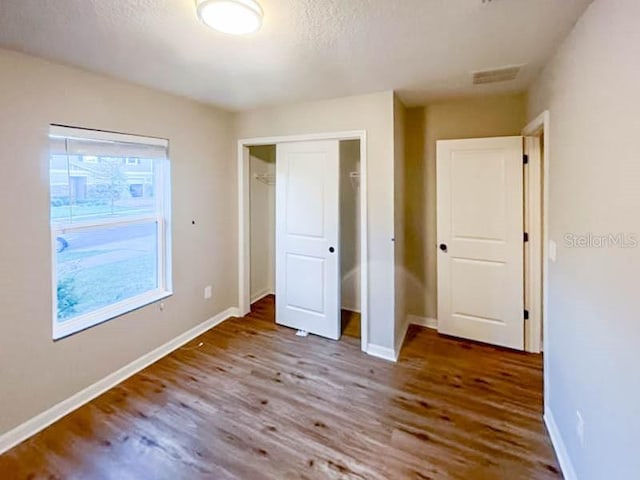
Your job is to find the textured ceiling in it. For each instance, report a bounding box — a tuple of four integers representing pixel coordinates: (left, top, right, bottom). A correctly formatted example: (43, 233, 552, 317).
(0, 0, 592, 111)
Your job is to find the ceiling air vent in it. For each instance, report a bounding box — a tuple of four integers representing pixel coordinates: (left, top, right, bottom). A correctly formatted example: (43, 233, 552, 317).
(472, 65, 523, 85)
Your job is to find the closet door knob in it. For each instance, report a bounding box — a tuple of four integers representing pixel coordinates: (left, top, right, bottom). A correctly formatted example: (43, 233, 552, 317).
(439, 243, 448, 253)
(329, 246, 335, 253)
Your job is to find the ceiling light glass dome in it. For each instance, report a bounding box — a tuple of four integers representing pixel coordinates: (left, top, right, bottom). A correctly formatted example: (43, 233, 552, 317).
(196, 0, 263, 35)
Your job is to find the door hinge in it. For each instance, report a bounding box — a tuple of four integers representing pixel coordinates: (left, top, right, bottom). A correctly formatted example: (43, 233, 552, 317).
(524, 232, 529, 242)
(524, 310, 530, 320)
(523, 154, 529, 165)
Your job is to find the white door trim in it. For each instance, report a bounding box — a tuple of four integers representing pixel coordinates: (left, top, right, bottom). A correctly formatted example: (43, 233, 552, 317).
(523, 136, 542, 354)
(522, 111, 550, 400)
(237, 131, 369, 352)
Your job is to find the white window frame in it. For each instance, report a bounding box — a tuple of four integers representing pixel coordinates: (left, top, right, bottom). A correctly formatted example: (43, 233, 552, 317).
(50, 126, 172, 340)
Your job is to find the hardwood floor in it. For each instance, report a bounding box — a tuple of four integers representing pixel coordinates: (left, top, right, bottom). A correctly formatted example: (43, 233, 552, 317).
(341, 309, 361, 339)
(0, 295, 560, 479)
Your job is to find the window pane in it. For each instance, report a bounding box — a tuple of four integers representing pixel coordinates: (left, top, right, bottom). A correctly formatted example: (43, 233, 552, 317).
(55, 222, 159, 322)
(50, 154, 71, 221)
(50, 154, 157, 223)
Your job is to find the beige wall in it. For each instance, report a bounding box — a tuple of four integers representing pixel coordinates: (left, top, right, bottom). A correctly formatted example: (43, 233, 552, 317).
(528, 0, 639, 477)
(249, 149, 275, 301)
(235, 91, 396, 349)
(393, 95, 408, 351)
(404, 93, 526, 320)
(0, 49, 236, 436)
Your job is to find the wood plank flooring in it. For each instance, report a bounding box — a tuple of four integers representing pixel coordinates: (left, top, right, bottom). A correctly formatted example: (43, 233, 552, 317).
(341, 309, 361, 339)
(0, 295, 561, 479)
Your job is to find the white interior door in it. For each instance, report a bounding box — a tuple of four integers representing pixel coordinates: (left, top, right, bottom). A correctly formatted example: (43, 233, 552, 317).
(275, 140, 340, 340)
(437, 136, 524, 350)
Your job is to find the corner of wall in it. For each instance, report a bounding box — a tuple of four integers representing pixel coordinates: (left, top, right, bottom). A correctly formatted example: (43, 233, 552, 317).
(544, 409, 578, 480)
(394, 313, 410, 360)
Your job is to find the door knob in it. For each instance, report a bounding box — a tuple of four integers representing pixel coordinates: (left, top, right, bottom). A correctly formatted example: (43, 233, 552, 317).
(329, 246, 335, 253)
(439, 243, 448, 253)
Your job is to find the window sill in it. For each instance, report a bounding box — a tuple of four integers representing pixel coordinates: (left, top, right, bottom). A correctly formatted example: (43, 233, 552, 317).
(53, 289, 173, 340)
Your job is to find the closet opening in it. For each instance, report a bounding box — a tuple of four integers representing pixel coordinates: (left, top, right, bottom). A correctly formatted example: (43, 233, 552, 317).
(245, 138, 363, 342)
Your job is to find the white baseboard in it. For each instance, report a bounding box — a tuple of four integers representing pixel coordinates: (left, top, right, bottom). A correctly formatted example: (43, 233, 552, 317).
(366, 343, 397, 362)
(250, 289, 274, 304)
(0, 306, 240, 455)
(408, 314, 438, 330)
(544, 409, 578, 480)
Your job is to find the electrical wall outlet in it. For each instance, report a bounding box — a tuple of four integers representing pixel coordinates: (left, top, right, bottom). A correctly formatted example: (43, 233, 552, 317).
(204, 285, 212, 300)
(576, 411, 585, 446)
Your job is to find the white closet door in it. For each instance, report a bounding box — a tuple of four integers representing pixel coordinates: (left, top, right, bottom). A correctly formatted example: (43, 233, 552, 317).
(437, 136, 524, 350)
(275, 140, 340, 340)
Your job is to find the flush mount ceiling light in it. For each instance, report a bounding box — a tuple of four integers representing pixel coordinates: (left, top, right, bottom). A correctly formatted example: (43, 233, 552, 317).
(196, 0, 263, 35)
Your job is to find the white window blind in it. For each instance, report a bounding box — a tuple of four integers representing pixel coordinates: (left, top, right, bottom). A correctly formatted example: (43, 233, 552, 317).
(49, 125, 168, 159)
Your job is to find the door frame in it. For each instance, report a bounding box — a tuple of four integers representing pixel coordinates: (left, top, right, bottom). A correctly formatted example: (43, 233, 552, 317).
(237, 131, 368, 352)
(522, 111, 550, 399)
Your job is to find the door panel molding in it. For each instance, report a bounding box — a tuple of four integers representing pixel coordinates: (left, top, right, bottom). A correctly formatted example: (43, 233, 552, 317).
(437, 136, 524, 350)
(276, 140, 340, 340)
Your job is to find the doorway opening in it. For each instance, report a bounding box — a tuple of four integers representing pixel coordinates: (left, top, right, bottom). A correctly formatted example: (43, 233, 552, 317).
(434, 131, 546, 356)
(238, 132, 368, 351)
(523, 111, 550, 410)
(247, 145, 276, 307)
(338, 140, 362, 339)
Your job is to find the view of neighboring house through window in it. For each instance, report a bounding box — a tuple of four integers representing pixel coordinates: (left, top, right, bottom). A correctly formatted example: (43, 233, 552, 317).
(49, 125, 172, 339)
